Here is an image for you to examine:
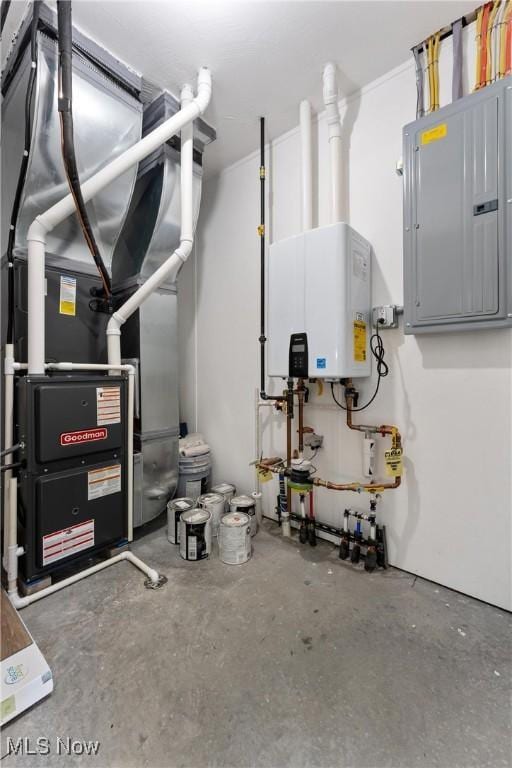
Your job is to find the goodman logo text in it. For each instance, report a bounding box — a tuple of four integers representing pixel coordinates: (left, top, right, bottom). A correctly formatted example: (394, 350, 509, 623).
(60, 428, 108, 446)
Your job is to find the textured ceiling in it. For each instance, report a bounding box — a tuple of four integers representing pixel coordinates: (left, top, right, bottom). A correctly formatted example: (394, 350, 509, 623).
(5, 1, 478, 176)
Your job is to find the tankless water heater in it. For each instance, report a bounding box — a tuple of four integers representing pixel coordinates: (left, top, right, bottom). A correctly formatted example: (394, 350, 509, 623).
(267, 222, 372, 379)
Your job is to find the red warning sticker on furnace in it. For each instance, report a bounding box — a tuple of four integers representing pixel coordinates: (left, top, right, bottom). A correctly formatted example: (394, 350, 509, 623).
(42, 519, 94, 566)
(97, 386, 121, 426)
(60, 428, 107, 446)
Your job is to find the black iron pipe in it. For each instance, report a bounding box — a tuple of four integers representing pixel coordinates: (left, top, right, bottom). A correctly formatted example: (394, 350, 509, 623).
(258, 116, 283, 402)
(56, 0, 112, 299)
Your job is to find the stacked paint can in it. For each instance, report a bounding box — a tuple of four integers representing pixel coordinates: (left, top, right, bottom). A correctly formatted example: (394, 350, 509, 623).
(167, 497, 195, 544)
(197, 492, 225, 537)
(211, 482, 236, 513)
(219, 512, 252, 564)
(179, 508, 212, 561)
(229, 495, 258, 537)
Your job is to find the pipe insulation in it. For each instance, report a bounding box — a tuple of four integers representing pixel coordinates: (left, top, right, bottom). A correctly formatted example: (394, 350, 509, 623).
(56, 0, 111, 297)
(300, 100, 313, 231)
(322, 62, 343, 223)
(26, 67, 212, 374)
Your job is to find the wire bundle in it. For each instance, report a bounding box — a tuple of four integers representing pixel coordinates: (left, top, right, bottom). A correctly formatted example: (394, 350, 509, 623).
(475, 0, 512, 89)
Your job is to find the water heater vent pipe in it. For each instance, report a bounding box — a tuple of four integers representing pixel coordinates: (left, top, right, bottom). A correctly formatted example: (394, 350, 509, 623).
(107, 81, 198, 366)
(322, 62, 343, 223)
(300, 99, 313, 232)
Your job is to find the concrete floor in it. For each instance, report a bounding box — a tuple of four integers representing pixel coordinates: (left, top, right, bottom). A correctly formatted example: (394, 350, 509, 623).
(1, 520, 511, 768)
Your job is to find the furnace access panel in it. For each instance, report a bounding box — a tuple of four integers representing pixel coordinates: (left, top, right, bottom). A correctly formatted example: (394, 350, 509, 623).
(16, 376, 128, 582)
(403, 76, 511, 333)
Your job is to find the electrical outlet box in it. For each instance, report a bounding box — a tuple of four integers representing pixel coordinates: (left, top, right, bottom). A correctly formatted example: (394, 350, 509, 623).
(372, 305, 402, 329)
(267, 222, 372, 379)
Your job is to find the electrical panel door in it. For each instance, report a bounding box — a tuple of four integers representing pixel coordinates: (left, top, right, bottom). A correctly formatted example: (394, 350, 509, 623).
(403, 76, 511, 333)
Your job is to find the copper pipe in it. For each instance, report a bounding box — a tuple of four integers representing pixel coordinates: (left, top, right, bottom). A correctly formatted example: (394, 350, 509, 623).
(312, 476, 402, 493)
(345, 380, 402, 443)
(297, 378, 305, 453)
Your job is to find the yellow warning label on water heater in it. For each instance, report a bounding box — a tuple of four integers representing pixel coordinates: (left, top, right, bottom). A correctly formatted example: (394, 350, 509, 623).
(421, 123, 447, 145)
(59, 275, 76, 316)
(385, 447, 403, 477)
(353, 319, 367, 363)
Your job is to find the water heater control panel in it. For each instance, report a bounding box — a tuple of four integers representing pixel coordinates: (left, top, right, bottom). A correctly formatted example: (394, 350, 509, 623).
(289, 333, 309, 378)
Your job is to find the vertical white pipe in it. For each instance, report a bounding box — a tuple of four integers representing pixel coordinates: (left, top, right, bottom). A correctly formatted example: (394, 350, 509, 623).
(7, 478, 18, 592)
(26, 233, 46, 374)
(127, 368, 134, 542)
(322, 62, 343, 224)
(3, 344, 14, 569)
(300, 100, 313, 232)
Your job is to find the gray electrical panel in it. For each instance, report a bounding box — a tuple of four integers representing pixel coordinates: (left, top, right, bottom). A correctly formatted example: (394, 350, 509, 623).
(403, 76, 511, 333)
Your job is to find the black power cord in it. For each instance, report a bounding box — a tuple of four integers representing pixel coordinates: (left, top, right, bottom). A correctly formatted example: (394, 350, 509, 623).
(331, 322, 389, 413)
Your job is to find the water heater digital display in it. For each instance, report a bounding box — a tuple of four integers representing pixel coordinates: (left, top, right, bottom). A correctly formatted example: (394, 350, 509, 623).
(289, 333, 309, 378)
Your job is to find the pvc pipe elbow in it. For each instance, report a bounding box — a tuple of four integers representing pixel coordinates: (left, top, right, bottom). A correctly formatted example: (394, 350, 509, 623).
(322, 62, 338, 105)
(195, 67, 212, 113)
(176, 239, 193, 263)
(107, 314, 122, 335)
(27, 217, 49, 244)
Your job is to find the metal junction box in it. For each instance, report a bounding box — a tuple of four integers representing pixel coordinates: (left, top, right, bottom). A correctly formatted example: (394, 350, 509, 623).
(16, 375, 128, 582)
(403, 76, 512, 333)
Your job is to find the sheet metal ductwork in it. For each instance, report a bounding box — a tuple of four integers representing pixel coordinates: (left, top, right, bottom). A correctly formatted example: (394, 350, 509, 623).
(1, 3, 143, 362)
(113, 92, 215, 527)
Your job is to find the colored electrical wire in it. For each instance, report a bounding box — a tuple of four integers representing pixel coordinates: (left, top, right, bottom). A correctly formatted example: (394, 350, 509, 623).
(475, 5, 484, 89)
(433, 31, 441, 110)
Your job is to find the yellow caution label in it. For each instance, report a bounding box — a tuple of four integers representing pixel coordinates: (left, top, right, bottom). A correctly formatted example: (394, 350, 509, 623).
(353, 320, 367, 363)
(385, 447, 403, 477)
(59, 275, 76, 316)
(421, 123, 447, 145)
(257, 467, 273, 483)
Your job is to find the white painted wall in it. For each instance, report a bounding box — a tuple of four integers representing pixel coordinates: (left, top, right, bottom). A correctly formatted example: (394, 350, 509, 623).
(178, 26, 512, 611)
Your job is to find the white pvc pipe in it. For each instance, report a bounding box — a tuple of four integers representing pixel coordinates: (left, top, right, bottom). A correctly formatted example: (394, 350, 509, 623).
(322, 62, 343, 224)
(9, 551, 159, 610)
(2, 344, 14, 569)
(300, 100, 313, 232)
(106, 83, 198, 366)
(26, 67, 212, 374)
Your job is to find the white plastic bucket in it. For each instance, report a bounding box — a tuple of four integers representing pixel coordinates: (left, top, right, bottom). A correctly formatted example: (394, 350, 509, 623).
(177, 452, 211, 499)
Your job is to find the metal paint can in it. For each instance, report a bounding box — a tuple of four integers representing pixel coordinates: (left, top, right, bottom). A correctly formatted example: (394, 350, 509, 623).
(211, 482, 236, 513)
(229, 495, 258, 537)
(219, 512, 252, 565)
(179, 508, 212, 561)
(197, 492, 225, 537)
(167, 497, 195, 544)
